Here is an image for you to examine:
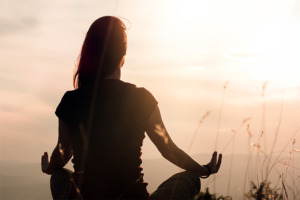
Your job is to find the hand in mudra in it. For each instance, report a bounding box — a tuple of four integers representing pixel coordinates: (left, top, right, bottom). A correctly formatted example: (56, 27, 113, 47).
(41, 152, 51, 175)
(206, 151, 222, 174)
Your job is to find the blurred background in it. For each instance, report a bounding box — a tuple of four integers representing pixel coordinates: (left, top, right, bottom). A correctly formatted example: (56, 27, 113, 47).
(1, 0, 299, 199)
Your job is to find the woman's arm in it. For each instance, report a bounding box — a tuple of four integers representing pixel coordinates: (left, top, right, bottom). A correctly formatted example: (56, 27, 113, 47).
(146, 106, 222, 177)
(41, 119, 73, 175)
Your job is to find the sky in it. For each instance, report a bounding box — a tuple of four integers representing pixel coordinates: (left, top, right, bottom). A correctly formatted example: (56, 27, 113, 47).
(0, 0, 300, 165)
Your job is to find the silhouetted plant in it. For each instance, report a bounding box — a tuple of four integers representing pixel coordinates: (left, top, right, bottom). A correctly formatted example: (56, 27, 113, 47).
(194, 187, 232, 200)
(245, 181, 283, 200)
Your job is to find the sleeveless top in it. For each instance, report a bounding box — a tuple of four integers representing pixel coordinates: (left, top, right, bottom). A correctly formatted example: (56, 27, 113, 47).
(55, 79, 157, 199)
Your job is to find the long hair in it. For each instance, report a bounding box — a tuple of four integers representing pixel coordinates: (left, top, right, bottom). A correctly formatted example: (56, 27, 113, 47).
(74, 16, 127, 89)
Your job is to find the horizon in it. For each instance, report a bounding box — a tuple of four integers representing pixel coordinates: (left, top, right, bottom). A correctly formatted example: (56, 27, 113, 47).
(1, 154, 300, 199)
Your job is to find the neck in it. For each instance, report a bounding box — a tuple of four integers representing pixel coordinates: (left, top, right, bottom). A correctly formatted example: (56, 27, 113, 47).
(104, 67, 121, 80)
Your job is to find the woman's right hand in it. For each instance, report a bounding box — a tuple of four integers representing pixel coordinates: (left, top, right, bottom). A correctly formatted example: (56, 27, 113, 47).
(206, 151, 222, 175)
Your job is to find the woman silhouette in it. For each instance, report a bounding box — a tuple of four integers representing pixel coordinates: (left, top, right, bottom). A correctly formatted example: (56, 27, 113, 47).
(41, 16, 222, 199)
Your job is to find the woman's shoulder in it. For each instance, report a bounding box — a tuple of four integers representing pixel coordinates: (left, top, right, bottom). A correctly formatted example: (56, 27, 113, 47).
(62, 89, 79, 97)
(121, 81, 154, 97)
(58, 88, 91, 108)
(60, 89, 82, 100)
(125, 84, 157, 105)
(55, 88, 91, 124)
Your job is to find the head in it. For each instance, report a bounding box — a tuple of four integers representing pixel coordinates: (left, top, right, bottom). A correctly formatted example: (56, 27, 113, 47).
(74, 16, 127, 88)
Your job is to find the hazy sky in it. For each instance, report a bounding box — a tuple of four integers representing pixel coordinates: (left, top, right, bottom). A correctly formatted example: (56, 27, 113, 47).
(1, 0, 299, 163)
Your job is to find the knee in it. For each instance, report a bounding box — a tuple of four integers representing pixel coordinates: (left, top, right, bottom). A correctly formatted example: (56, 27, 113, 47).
(50, 168, 73, 199)
(150, 171, 200, 200)
(176, 171, 201, 192)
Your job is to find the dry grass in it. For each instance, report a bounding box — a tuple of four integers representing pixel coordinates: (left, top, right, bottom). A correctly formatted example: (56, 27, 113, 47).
(189, 81, 299, 199)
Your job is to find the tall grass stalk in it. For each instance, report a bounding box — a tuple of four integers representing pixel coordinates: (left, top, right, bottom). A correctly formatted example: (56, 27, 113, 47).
(252, 82, 267, 183)
(226, 129, 235, 196)
(213, 80, 229, 193)
(214, 80, 230, 151)
(265, 94, 284, 180)
(243, 123, 254, 197)
(281, 173, 288, 198)
(187, 111, 210, 153)
(292, 138, 295, 200)
(261, 82, 267, 157)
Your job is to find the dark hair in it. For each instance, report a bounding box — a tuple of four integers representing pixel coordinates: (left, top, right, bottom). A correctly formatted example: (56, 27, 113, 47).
(73, 16, 127, 89)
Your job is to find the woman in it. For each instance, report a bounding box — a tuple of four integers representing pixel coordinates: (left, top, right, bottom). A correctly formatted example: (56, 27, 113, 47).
(41, 16, 222, 199)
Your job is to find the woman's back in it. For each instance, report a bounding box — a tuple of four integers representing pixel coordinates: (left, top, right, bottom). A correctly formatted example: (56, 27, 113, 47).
(56, 79, 157, 199)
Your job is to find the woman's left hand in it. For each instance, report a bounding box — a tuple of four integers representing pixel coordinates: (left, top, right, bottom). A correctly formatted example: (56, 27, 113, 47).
(41, 152, 51, 175)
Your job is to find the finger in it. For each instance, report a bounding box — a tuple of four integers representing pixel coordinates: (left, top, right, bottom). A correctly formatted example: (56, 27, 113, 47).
(211, 151, 217, 165)
(41, 154, 45, 170)
(215, 154, 222, 172)
(44, 152, 49, 161)
(42, 152, 48, 164)
(41, 157, 45, 167)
